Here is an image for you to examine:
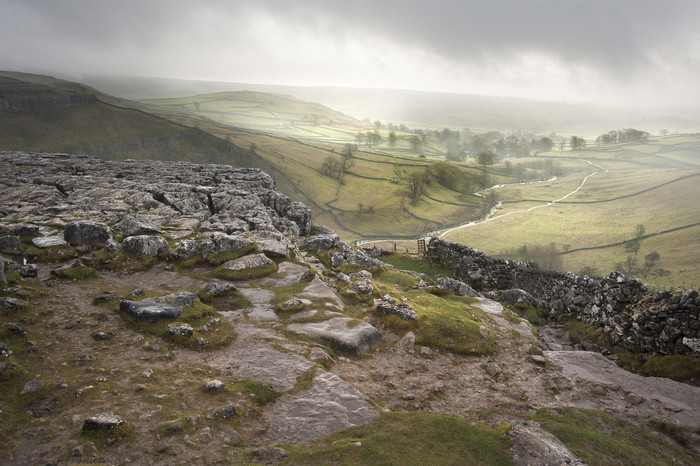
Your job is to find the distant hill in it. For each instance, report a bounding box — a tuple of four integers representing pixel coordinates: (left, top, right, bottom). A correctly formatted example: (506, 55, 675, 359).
(0, 71, 268, 170)
(141, 90, 369, 143)
(79, 74, 700, 136)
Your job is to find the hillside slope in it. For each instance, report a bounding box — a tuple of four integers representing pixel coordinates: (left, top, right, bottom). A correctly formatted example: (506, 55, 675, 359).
(0, 71, 262, 168)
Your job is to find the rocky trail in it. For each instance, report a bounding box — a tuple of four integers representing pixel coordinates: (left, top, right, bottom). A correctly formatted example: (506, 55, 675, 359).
(1, 153, 698, 465)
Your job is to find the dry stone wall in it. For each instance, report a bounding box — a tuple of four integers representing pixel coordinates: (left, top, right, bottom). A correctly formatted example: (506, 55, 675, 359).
(426, 238, 699, 356)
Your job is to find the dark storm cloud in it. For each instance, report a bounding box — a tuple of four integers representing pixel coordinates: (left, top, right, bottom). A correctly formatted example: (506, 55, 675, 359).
(1, 0, 698, 107)
(262, 0, 699, 81)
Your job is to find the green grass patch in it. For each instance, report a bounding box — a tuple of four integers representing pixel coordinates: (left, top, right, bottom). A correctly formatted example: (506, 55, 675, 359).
(285, 411, 513, 465)
(211, 262, 278, 281)
(638, 355, 700, 384)
(375, 269, 420, 290)
(534, 407, 699, 465)
(405, 290, 496, 355)
(117, 298, 236, 350)
(509, 302, 549, 326)
(24, 244, 77, 262)
(228, 378, 281, 407)
(290, 367, 317, 394)
(380, 253, 451, 278)
(51, 265, 98, 280)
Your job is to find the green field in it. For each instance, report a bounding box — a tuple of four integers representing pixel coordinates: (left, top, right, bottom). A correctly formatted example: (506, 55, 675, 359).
(441, 136, 700, 289)
(2, 72, 699, 289)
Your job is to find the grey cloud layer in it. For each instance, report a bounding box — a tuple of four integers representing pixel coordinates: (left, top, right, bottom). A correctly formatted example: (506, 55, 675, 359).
(1, 0, 698, 107)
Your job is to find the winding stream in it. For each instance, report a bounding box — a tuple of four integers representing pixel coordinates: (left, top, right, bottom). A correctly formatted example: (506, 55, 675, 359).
(432, 160, 608, 238)
(356, 160, 607, 245)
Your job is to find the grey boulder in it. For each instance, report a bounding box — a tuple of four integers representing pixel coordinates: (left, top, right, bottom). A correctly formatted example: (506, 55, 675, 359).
(64, 220, 113, 245)
(122, 235, 169, 257)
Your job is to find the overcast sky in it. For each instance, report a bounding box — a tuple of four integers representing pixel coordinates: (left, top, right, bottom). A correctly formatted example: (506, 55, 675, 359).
(2, 0, 699, 109)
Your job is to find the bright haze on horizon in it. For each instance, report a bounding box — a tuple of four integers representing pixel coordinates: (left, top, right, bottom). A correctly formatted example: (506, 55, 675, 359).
(1, 0, 699, 111)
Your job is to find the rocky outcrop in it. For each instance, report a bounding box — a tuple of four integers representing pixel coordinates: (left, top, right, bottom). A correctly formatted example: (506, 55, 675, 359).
(427, 238, 699, 356)
(0, 152, 312, 243)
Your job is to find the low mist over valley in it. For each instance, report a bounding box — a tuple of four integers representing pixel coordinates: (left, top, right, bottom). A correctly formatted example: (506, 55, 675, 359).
(1, 1, 699, 464)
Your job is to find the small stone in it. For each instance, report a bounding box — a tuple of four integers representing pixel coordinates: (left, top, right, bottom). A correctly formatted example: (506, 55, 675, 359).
(93, 331, 113, 341)
(396, 331, 416, 348)
(402, 394, 415, 401)
(20, 379, 45, 395)
(530, 355, 547, 366)
(157, 439, 170, 453)
(203, 380, 225, 392)
(31, 236, 66, 248)
(167, 322, 193, 337)
(207, 403, 237, 420)
(222, 429, 242, 445)
(82, 412, 125, 432)
(485, 362, 501, 377)
(140, 368, 154, 379)
(592, 386, 606, 396)
(133, 384, 147, 392)
(626, 392, 644, 405)
(419, 346, 432, 356)
(308, 347, 333, 364)
(8, 322, 27, 334)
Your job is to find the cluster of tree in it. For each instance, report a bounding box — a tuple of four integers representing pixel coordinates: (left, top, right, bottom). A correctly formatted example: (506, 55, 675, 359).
(616, 223, 666, 278)
(407, 169, 431, 200)
(595, 128, 649, 146)
(355, 130, 383, 147)
(570, 135, 586, 150)
(320, 144, 356, 179)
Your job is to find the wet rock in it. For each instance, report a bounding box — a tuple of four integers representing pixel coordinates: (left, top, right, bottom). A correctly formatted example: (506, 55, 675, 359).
(507, 421, 586, 466)
(64, 220, 113, 245)
(117, 215, 162, 237)
(168, 322, 193, 337)
(0, 235, 20, 250)
(120, 291, 197, 322)
(82, 412, 125, 432)
(287, 317, 381, 355)
(122, 235, 169, 257)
